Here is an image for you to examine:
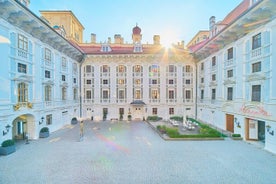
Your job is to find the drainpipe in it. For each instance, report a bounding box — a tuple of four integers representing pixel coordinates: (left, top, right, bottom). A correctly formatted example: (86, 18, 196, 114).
(195, 60, 198, 120)
(79, 54, 86, 118)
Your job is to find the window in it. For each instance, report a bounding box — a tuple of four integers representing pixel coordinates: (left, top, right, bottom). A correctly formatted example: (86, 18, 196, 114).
(200, 63, 204, 70)
(252, 62, 261, 73)
(73, 78, 77, 84)
(46, 114, 52, 125)
(18, 34, 28, 51)
(169, 79, 174, 84)
(169, 108, 174, 115)
(73, 63, 77, 74)
(18, 82, 28, 102)
(119, 90, 125, 99)
(152, 79, 157, 84)
(45, 70, 50, 78)
(86, 65, 91, 73)
(212, 56, 216, 66)
(227, 70, 233, 78)
(73, 88, 77, 100)
(200, 90, 204, 100)
(169, 65, 175, 72)
(186, 90, 191, 99)
(135, 90, 141, 99)
(252, 85, 261, 102)
(212, 89, 216, 100)
(134, 65, 141, 72)
(103, 79, 108, 85)
(102, 65, 109, 73)
(62, 75, 66, 81)
(252, 33, 261, 50)
(102, 90, 109, 99)
(152, 89, 159, 99)
(201, 78, 204, 83)
(227, 87, 233, 101)
(86, 90, 91, 99)
(119, 108, 124, 115)
(185, 65, 191, 72)
(62, 87, 67, 100)
(168, 90, 174, 99)
(45, 48, 51, 62)
(135, 79, 141, 85)
(186, 79, 191, 84)
(118, 79, 125, 85)
(212, 74, 216, 81)
(152, 108, 158, 115)
(18, 63, 27, 73)
(227, 47, 233, 60)
(118, 65, 125, 73)
(86, 80, 91, 84)
(45, 85, 52, 101)
(103, 108, 108, 115)
(62, 57, 67, 69)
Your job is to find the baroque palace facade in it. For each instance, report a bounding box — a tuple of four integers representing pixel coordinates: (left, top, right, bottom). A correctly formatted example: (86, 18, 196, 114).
(0, 0, 276, 154)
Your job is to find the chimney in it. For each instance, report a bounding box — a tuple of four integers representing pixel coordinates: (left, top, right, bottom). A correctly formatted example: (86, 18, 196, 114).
(209, 16, 216, 31)
(91, 33, 96, 43)
(153, 35, 160, 45)
(114, 34, 122, 44)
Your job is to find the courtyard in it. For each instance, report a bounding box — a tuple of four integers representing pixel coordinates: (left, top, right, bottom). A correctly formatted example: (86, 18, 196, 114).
(1, 120, 276, 184)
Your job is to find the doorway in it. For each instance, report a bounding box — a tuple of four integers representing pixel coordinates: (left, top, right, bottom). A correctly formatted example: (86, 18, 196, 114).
(226, 114, 234, 133)
(245, 118, 265, 142)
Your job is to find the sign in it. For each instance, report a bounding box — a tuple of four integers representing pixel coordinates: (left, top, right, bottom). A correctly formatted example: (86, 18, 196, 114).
(240, 104, 271, 117)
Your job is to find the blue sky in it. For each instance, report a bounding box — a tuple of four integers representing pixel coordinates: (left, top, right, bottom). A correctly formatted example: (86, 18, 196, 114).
(29, 0, 242, 45)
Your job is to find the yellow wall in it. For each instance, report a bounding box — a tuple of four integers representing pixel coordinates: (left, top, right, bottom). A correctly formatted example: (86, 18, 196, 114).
(40, 11, 84, 43)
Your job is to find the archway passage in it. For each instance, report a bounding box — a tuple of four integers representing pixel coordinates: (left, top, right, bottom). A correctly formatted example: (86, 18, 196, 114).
(12, 114, 35, 140)
(130, 100, 146, 120)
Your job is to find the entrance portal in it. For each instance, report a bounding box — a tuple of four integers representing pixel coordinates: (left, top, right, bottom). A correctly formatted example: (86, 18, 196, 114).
(12, 114, 36, 140)
(245, 118, 265, 143)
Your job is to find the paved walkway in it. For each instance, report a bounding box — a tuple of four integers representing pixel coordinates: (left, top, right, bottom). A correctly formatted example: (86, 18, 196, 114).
(1, 120, 276, 184)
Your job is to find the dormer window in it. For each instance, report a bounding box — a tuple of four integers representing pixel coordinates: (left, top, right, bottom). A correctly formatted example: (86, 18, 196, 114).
(134, 43, 143, 53)
(101, 45, 111, 52)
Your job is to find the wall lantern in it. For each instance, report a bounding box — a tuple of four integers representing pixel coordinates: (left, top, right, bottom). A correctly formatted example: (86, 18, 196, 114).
(39, 117, 44, 125)
(234, 118, 241, 128)
(266, 125, 274, 136)
(2, 124, 11, 136)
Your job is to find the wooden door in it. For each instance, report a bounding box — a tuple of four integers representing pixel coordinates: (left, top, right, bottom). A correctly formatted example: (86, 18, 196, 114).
(226, 114, 234, 133)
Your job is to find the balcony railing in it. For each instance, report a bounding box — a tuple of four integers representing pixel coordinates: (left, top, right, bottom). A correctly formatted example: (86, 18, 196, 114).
(251, 47, 262, 58)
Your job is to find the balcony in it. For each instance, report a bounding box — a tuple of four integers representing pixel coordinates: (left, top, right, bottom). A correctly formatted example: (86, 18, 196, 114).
(225, 58, 234, 67)
(251, 47, 262, 58)
(13, 102, 33, 111)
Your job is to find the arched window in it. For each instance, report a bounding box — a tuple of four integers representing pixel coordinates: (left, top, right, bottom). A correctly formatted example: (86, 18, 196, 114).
(62, 87, 67, 100)
(73, 88, 78, 100)
(18, 82, 28, 102)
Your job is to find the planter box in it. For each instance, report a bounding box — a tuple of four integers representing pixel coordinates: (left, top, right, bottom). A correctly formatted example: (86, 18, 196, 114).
(231, 137, 243, 140)
(39, 132, 49, 138)
(0, 145, 16, 155)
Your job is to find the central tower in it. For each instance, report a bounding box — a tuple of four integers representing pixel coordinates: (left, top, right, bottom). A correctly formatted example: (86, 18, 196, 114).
(132, 24, 142, 43)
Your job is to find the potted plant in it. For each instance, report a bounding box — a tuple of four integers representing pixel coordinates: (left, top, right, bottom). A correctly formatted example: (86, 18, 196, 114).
(71, 117, 78, 125)
(128, 114, 132, 121)
(0, 139, 16, 155)
(119, 113, 123, 121)
(39, 127, 49, 138)
(231, 133, 243, 140)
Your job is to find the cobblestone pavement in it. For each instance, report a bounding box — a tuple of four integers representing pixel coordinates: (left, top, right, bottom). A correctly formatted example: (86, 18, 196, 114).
(1, 120, 276, 184)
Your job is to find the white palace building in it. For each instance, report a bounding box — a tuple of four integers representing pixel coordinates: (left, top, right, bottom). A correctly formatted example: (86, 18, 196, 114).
(0, 0, 276, 154)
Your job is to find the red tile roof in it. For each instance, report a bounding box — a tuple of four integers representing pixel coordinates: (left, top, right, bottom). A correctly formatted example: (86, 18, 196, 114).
(221, 0, 250, 25)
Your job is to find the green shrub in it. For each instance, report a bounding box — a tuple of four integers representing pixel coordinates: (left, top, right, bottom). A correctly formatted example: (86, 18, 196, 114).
(1, 139, 15, 147)
(232, 134, 241, 137)
(147, 116, 162, 121)
(157, 125, 167, 134)
(170, 116, 183, 122)
(40, 127, 49, 133)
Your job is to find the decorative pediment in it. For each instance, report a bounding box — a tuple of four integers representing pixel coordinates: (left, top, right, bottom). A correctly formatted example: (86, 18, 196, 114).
(42, 80, 54, 85)
(223, 79, 236, 85)
(13, 74, 33, 83)
(246, 73, 266, 82)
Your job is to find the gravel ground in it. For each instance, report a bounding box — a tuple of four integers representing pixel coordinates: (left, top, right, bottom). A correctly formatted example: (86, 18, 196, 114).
(0, 120, 276, 184)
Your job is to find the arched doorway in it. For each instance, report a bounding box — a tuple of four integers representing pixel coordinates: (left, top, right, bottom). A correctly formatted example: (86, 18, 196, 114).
(12, 114, 36, 140)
